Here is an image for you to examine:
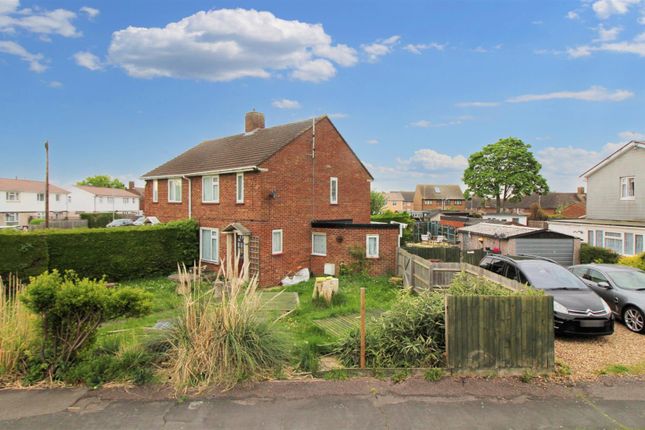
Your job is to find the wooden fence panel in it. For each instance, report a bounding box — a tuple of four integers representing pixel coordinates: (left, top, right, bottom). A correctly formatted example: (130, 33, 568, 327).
(445, 295, 554, 371)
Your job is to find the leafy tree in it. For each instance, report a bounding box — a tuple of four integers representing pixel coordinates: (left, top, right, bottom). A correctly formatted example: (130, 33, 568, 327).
(370, 191, 387, 215)
(463, 137, 548, 211)
(77, 175, 126, 189)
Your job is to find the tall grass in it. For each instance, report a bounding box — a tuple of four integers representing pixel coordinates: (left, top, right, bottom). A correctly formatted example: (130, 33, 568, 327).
(0, 274, 35, 378)
(168, 259, 287, 391)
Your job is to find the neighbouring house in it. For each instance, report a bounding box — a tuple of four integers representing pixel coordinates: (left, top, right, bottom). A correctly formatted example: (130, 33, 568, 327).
(469, 191, 586, 218)
(549, 141, 645, 256)
(0, 178, 70, 227)
(384, 191, 415, 212)
(141, 111, 399, 286)
(70, 185, 141, 215)
(413, 184, 466, 211)
(482, 213, 528, 226)
(127, 181, 146, 211)
(458, 222, 580, 266)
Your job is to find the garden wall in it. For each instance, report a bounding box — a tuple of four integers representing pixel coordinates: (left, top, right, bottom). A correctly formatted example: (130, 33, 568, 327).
(0, 219, 198, 281)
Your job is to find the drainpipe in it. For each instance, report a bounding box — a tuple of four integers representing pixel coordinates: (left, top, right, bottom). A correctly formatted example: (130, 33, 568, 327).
(182, 176, 192, 219)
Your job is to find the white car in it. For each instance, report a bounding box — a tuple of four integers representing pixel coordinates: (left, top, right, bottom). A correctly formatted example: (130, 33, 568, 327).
(133, 216, 161, 226)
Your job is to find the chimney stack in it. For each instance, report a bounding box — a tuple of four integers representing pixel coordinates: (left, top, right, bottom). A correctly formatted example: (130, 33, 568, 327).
(128, 181, 135, 190)
(577, 186, 585, 194)
(245, 110, 265, 133)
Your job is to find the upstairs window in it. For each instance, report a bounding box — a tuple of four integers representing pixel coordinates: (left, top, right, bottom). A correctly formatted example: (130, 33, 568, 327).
(620, 176, 635, 200)
(168, 178, 182, 203)
(366, 234, 380, 258)
(37, 193, 45, 202)
(122, 198, 129, 204)
(330, 177, 338, 204)
(152, 179, 158, 203)
(202, 175, 220, 203)
(6, 191, 19, 202)
(55, 194, 60, 202)
(236, 173, 244, 203)
(272, 229, 283, 255)
(107, 197, 114, 204)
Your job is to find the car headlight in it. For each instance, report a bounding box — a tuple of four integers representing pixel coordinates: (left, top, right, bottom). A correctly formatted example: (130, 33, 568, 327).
(553, 300, 568, 314)
(601, 300, 611, 314)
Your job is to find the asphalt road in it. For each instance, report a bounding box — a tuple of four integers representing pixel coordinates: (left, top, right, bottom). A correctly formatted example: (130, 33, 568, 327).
(1, 377, 644, 429)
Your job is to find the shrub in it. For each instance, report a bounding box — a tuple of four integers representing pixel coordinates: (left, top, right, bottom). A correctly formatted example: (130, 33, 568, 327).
(29, 218, 45, 225)
(80, 212, 117, 228)
(0, 275, 36, 379)
(0, 219, 199, 281)
(424, 367, 444, 381)
(296, 343, 320, 373)
(168, 264, 288, 391)
(339, 246, 369, 276)
(619, 253, 645, 271)
(371, 211, 413, 244)
(21, 270, 152, 380)
(580, 243, 620, 264)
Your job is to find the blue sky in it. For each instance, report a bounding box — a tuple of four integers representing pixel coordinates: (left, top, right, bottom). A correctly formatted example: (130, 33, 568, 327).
(1, 0, 644, 192)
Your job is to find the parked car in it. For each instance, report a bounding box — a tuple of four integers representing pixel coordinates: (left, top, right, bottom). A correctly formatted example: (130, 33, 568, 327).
(479, 255, 614, 336)
(133, 216, 160, 226)
(106, 218, 134, 228)
(569, 264, 645, 334)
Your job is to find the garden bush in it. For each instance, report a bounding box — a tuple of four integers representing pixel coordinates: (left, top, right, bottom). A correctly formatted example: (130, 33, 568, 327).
(370, 210, 413, 244)
(80, 212, 118, 228)
(0, 275, 36, 379)
(619, 253, 645, 271)
(0, 219, 198, 281)
(21, 270, 152, 380)
(580, 243, 620, 264)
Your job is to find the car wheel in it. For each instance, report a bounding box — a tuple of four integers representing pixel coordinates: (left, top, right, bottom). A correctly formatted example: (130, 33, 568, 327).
(622, 307, 645, 334)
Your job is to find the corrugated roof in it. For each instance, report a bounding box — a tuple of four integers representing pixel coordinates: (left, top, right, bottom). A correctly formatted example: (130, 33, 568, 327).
(143, 117, 319, 178)
(75, 185, 140, 198)
(0, 178, 69, 194)
(415, 184, 464, 200)
(458, 222, 539, 238)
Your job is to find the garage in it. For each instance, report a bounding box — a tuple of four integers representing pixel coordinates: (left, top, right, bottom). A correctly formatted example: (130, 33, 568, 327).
(515, 233, 576, 266)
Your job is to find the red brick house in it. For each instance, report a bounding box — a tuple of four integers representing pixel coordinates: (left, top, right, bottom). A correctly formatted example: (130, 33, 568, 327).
(413, 184, 466, 211)
(142, 112, 399, 286)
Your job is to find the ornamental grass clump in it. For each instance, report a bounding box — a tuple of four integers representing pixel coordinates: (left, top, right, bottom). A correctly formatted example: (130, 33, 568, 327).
(168, 260, 287, 392)
(0, 274, 36, 379)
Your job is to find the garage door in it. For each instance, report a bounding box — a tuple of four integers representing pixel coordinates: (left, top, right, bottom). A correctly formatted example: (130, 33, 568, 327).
(515, 238, 574, 266)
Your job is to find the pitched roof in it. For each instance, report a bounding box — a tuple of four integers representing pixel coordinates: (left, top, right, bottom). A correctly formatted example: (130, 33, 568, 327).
(399, 191, 415, 202)
(581, 141, 645, 178)
(143, 117, 318, 178)
(75, 185, 140, 198)
(505, 192, 586, 210)
(415, 184, 464, 200)
(0, 178, 69, 194)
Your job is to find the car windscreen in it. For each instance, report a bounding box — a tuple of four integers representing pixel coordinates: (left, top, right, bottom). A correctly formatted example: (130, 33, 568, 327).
(607, 270, 645, 290)
(518, 261, 588, 290)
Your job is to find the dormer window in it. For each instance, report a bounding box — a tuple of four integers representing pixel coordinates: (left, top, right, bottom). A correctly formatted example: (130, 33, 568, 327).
(620, 176, 635, 200)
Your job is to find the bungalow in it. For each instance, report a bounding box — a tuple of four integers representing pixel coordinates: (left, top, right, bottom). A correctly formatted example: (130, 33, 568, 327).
(142, 112, 399, 286)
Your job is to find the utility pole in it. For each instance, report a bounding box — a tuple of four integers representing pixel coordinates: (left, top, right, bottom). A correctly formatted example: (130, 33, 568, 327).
(44, 141, 49, 229)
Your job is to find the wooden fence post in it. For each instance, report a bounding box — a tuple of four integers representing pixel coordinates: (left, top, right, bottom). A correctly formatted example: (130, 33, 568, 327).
(360, 287, 366, 369)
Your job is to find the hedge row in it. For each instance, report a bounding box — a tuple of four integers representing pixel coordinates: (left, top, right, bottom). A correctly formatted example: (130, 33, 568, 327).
(80, 212, 123, 228)
(0, 219, 198, 281)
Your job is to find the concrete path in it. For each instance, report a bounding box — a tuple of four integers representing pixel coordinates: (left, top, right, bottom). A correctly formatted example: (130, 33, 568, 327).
(1, 377, 644, 429)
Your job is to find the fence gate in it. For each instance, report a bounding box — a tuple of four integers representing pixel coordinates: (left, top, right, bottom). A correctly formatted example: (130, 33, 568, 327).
(249, 236, 260, 279)
(445, 295, 554, 371)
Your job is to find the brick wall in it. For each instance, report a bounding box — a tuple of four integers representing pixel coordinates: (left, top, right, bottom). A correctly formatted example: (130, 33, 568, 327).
(310, 225, 399, 277)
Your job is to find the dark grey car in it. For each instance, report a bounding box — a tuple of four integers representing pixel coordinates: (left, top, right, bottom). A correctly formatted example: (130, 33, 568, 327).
(569, 264, 645, 333)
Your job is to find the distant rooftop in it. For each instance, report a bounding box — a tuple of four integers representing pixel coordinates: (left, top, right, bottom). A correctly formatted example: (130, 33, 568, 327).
(0, 178, 69, 194)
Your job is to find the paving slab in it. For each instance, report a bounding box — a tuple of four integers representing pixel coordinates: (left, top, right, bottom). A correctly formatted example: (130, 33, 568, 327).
(0, 388, 87, 421)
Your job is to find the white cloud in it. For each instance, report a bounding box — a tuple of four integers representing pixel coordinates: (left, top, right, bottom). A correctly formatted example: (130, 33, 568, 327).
(0, 40, 46, 72)
(107, 8, 357, 83)
(595, 24, 622, 41)
(456, 101, 500, 108)
(595, 39, 645, 55)
(48, 80, 62, 88)
(401, 149, 468, 171)
(0, 4, 80, 37)
(472, 44, 502, 54)
(73, 51, 103, 70)
(592, 0, 641, 19)
(507, 85, 633, 103)
(618, 130, 645, 140)
(566, 11, 580, 20)
(366, 139, 379, 145)
(410, 116, 473, 128)
(361, 35, 400, 62)
(567, 45, 593, 58)
(271, 98, 300, 109)
(80, 6, 99, 19)
(403, 42, 445, 54)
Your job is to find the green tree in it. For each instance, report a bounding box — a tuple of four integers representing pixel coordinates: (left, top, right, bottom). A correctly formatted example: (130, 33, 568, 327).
(370, 191, 387, 215)
(463, 137, 548, 211)
(77, 175, 126, 189)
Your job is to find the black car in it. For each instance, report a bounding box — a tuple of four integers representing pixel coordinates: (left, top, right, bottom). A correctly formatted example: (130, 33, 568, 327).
(569, 264, 645, 334)
(479, 255, 614, 336)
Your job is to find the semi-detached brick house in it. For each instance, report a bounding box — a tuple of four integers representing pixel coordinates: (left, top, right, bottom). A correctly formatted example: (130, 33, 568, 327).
(142, 112, 399, 286)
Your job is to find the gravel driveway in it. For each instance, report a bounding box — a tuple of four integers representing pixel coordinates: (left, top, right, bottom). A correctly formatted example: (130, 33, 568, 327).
(556, 323, 645, 379)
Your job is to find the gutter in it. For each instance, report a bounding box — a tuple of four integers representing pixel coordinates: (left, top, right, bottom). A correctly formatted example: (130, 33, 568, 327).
(182, 175, 192, 219)
(141, 166, 267, 181)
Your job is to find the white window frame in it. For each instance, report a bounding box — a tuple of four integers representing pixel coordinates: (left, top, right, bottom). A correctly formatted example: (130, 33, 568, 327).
(236, 173, 244, 204)
(200, 227, 219, 263)
(330, 177, 338, 204)
(620, 176, 635, 200)
(122, 198, 128, 204)
(604, 232, 623, 254)
(107, 197, 114, 204)
(152, 179, 158, 203)
(6, 191, 19, 202)
(5, 212, 18, 226)
(55, 194, 60, 202)
(37, 193, 45, 202)
(168, 178, 182, 203)
(272, 229, 283, 255)
(312, 233, 327, 256)
(202, 175, 220, 203)
(366, 234, 380, 259)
